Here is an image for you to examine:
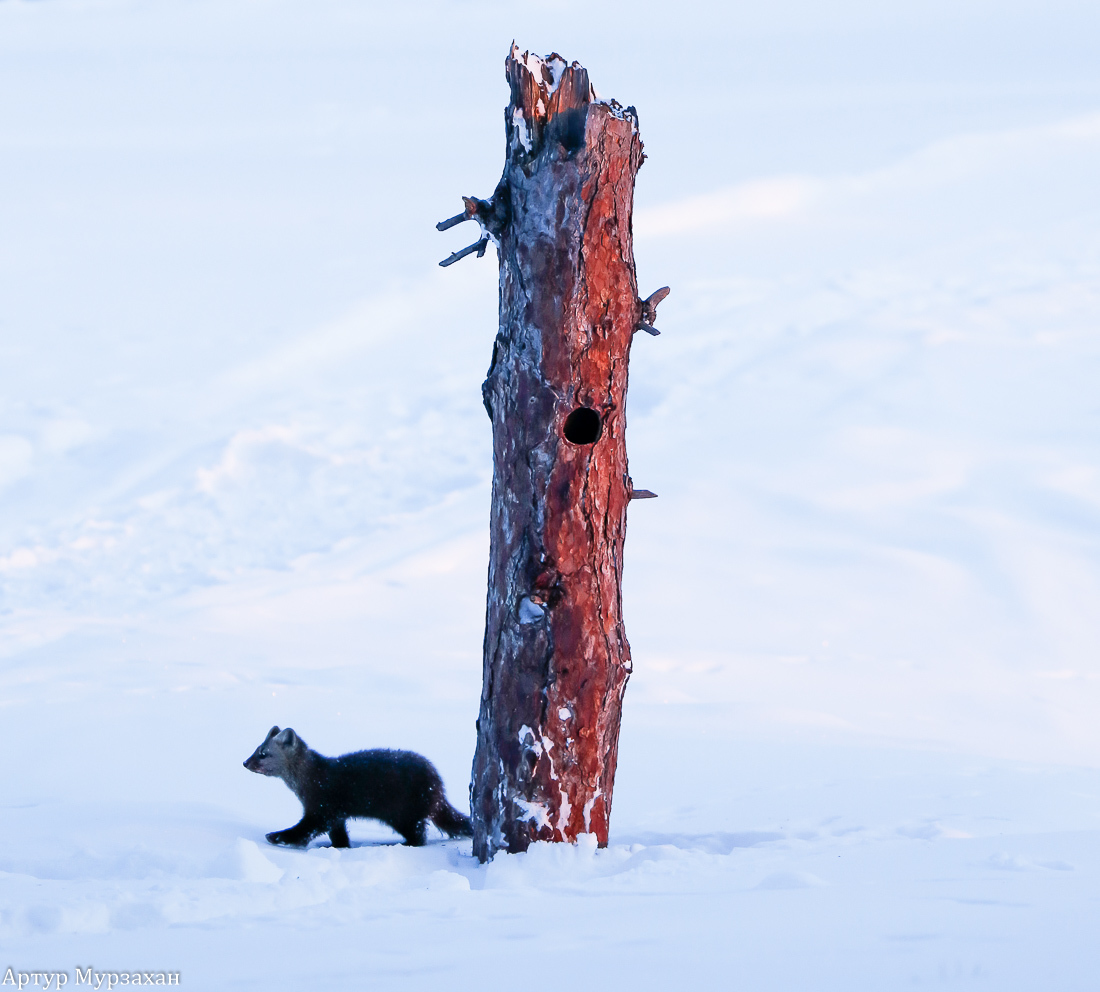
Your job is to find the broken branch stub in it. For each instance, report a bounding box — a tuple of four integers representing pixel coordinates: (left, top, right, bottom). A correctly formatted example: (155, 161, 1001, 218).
(442, 45, 653, 862)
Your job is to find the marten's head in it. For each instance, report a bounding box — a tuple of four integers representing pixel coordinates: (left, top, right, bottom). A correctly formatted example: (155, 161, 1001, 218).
(243, 726, 307, 779)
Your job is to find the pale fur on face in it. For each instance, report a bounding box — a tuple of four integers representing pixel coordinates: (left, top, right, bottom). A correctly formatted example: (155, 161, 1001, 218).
(243, 726, 306, 781)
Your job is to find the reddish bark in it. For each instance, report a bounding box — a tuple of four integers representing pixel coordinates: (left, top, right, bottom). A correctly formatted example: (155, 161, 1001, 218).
(440, 47, 662, 862)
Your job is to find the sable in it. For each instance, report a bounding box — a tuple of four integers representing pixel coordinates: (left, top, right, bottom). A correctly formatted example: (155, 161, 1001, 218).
(243, 726, 472, 847)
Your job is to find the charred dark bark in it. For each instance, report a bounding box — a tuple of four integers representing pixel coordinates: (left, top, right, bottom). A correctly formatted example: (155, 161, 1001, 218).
(438, 46, 666, 862)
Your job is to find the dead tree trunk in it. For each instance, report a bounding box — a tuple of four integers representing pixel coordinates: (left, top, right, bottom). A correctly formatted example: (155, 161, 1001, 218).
(438, 46, 666, 862)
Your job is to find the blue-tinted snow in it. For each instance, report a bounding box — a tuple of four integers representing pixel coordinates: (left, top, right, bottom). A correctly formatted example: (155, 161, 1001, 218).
(2, 0, 1099, 988)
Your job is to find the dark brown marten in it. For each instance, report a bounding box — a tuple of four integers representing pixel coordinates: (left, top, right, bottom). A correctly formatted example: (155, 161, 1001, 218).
(243, 726, 472, 847)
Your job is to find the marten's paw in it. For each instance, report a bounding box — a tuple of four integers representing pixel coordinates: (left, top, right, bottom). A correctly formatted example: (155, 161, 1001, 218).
(266, 829, 307, 847)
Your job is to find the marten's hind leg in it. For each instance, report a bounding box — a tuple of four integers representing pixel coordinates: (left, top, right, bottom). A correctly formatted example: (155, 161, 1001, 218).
(396, 818, 427, 846)
(328, 820, 350, 848)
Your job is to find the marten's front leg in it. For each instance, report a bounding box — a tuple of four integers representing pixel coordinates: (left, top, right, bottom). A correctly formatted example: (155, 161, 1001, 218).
(328, 820, 350, 848)
(266, 815, 323, 847)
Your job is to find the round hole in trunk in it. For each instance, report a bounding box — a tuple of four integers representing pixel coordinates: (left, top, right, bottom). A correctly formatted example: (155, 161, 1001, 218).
(563, 407, 602, 445)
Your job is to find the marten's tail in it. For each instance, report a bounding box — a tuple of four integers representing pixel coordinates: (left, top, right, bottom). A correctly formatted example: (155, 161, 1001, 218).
(432, 798, 473, 838)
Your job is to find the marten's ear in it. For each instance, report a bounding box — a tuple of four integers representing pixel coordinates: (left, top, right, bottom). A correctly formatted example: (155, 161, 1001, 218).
(266, 725, 280, 739)
(274, 728, 297, 748)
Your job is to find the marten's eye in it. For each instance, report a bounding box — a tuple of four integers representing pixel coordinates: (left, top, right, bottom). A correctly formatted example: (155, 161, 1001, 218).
(259, 750, 268, 758)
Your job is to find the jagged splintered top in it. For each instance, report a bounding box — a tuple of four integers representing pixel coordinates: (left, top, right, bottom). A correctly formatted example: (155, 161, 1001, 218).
(505, 43, 638, 157)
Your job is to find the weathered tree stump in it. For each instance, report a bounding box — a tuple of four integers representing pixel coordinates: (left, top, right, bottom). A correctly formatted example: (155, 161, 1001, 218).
(438, 46, 666, 862)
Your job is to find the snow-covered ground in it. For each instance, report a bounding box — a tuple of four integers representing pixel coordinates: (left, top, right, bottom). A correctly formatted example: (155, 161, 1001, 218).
(3, 0, 1100, 987)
